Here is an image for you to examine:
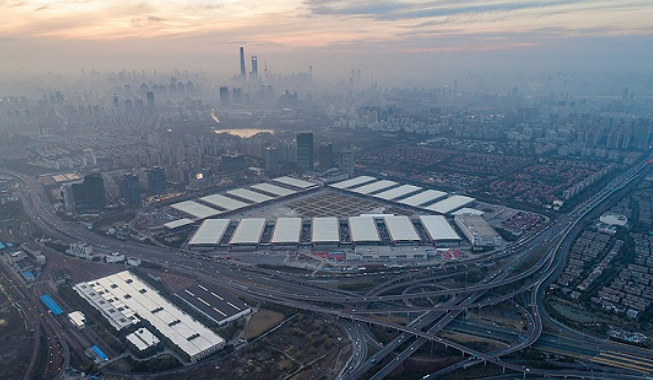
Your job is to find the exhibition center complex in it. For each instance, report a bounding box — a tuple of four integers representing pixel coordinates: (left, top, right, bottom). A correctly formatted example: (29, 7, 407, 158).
(162, 175, 493, 250)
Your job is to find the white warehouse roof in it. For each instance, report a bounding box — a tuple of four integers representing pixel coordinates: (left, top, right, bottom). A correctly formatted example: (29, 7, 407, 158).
(351, 180, 398, 195)
(250, 183, 296, 197)
(452, 208, 484, 216)
(165, 218, 194, 229)
(373, 185, 423, 200)
(230, 218, 266, 245)
(188, 219, 231, 246)
(383, 215, 421, 242)
(398, 190, 448, 207)
(419, 215, 462, 241)
(271, 218, 302, 244)
(349, 216, 380, 242)
(425, 195, 476, 214)
(171, 201, 222, 220)
(199, 194, 250, 211)
(126, 328, 160, 351)
(311, 217, 340, 243)
(330, 176, 377, 189)
(75, 271, 225, 361)
(272, 176, 318, 189)
(226, 188, 274, 204)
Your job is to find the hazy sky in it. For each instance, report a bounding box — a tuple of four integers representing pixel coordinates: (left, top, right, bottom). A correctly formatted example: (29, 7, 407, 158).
(1, 0, 652, 84)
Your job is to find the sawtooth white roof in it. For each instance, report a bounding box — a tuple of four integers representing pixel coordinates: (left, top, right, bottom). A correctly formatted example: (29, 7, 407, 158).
(419, 215, 462, 241)
(271, 218, 302, 244)
(330, 176, 377, 189)
(425, 195, 476, 214)
(126, 328, 160, 351)
(452, 208, 484, 216)
(272, 176, 318, 189)
(250, 183, 296, 197)
(199, 194, 249, 211)
(311, 217, 340, 243)
(74, 271, 225, 361)
(349, 216, 380, 242)
(165, 218, 194, 229)
(383, 215, 421, 242)
(398, 190, 448, 207)
(226, 188, 274, 204)
(351, 180, 398, 195)
(373, 185, 423, 200)
(230, 218, 266, 245)
(171, 201, 221, 219)
(188, 219, 231, 246)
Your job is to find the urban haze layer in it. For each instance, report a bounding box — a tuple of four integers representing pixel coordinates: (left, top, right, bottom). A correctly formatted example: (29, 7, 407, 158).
(2, 26, 653, 380)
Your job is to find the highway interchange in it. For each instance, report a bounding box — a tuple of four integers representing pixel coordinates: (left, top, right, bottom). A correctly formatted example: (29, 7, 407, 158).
(3, 157, 653, 380)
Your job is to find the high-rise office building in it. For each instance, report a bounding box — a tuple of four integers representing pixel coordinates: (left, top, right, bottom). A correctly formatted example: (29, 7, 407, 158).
(120, 173, 140, 206)
(264, 146, 278, 173)
(221, 154, 246, 173)
(65, 173, 106, 212)
(339, 148, 355, 176)
(318, 143, 334, 171)
(296, 132, 314, 172)
(147, 167, 167, 195)
(251, 56, 258, 79)
(239, 47, 247, 79)
(146, 91, 155, 110)
(219, 86, 229, 106)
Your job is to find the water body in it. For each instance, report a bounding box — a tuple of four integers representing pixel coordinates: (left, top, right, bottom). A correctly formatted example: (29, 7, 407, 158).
(214, 128, 275, 138)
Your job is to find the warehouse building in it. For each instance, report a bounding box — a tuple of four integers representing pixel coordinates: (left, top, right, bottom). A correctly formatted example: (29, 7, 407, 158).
(312, 217, 340, 247)
(425, 195, 476, 215)
(188, 219, 231, 249)
(383, 215, 421, 245)
(170, 201, 222, 220)
(270, 217, 302, 246)
(176, 283, 251, 326)
(126, 328, 160, 352)
(272, 176, 319, 190)
(398, 190, 448, 208)
(418, 215, 462, 244)
(330, 175, 377, 189)
(349, 216, 380, 244)
(454, 214, 502, 247)
(229, 218, 266, 247)
(74, 271, 226, 362)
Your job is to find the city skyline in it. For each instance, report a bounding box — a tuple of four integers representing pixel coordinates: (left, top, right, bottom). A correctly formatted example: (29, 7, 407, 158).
(1, 0, 652, 84)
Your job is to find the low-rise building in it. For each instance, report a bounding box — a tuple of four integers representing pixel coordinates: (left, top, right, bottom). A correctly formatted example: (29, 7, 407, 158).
(454, 214, 502, 247)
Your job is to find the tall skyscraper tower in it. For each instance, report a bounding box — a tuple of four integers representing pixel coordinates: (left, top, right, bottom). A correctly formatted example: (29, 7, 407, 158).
(146, 91, 155, 110)
(251, 56, 258, 79)
(239, 47, 247, 79)
(318, 143, 334, 171)
(339, 148, 355, 176)
(296, 132, 314, 172)
(120, 173, 140, 206)
(219, 86, 230, 106)
(147, 167, 167, 195)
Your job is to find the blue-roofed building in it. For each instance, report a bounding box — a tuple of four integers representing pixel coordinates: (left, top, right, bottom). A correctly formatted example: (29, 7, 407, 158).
(0, 241, 5, 250)
(39, 294, 64, 315)
(22, 271, 35, 282)
(5, 242, 14, 247)
(91, 345, 109, 361)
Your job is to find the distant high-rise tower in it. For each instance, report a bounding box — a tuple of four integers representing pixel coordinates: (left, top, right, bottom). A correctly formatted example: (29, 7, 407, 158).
(339, 148, 355, 176)
(251, 56, 258, 79)
(219, 86, 230, 106)
(296, 132, 314, 172)
(120, 173, 140, 206)
(146, 91, 155, 110)
(318, 143, 334, 171)
(147, 167, 167, 195)
(239, 47, 247, 79)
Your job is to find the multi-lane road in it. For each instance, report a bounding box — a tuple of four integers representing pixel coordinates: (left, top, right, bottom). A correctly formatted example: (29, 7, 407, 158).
(3, 157, 653, 380)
